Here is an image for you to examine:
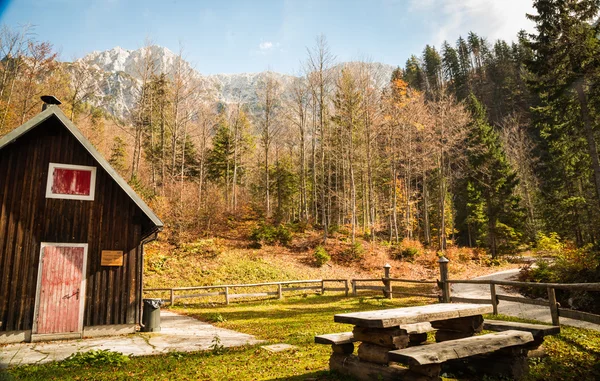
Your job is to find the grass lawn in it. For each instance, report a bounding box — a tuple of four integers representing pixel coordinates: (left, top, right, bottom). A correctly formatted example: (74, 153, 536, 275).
(3, 294, 600, 381)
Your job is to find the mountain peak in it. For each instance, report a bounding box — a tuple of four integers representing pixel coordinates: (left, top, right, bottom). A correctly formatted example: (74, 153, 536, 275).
(78, 45, 180, 79)
(69, 45, 395, 119)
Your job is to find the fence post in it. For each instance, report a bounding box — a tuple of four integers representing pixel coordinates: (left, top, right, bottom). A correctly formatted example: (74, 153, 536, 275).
(170, 289, 175, 306)
(344, 279, 349, 297)
(225, 286, 230, 305)
(352, 280, 357, 296)
(383, 263, 392, 299)
(321, 280, 325, 295)
(547, 287, 560, 326)
(490, 283, 498, 315)
(438, 256, 450, 303)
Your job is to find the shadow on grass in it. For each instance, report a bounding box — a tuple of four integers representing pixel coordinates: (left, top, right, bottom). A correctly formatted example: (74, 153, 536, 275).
(265, 370, 350, 381)
(179, 295, 428, 327)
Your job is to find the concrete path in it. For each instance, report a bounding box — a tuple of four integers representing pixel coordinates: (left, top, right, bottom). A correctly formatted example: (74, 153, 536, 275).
(452, 268, 600, 331)
(0, 310, 262, 368)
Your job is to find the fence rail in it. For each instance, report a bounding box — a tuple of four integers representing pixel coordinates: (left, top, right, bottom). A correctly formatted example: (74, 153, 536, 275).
(446, 277, 600, 325)
(350, 277, 439, 299)
(145, 279, 349, 306)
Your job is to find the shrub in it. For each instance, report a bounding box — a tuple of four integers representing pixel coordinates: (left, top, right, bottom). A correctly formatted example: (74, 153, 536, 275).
(276, 225, 292, 246)
(518, 245, 600, 314)
(180, 239, 221, 259)
(344, 242, 364, 261)
(445, 246, 476, 263)
(147, 255, 168, 273)
(250, 223, 292, 247)
(390, 239, 422, 261)
(313, 245, 330, 267)
(534, 232, 564, 257)
(207, 312, 227, 323)
(60, 350, 130, 367)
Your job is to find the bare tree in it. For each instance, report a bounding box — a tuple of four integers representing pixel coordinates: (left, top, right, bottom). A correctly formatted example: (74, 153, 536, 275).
(429, 91, 470, 251)
(256, 71, 282, 218)
(306, 35, 335, 239)
(499, 113, 540, 236)
(67, 59, 96, 121)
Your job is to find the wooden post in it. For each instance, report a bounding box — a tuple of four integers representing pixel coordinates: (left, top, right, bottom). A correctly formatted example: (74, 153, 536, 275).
(383, 263, 392, 299)
(170, 289, 175, 306)
(278, 283, 283, 299)
(344, 279, 349, 297)
(225, 286, 230, 305)
(438, 256, 450, 303)
(321, 280, 325, 295)
(547, 287, 559, 326)
(490, 283, 498, 315)
(352, 280, 357, 296)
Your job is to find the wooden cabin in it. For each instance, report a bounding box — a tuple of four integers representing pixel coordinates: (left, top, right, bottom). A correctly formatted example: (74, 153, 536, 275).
(0, 100, 163, 343)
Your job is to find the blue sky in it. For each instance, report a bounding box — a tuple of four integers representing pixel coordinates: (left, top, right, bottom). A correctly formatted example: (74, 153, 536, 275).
(0, 0, 535, 75)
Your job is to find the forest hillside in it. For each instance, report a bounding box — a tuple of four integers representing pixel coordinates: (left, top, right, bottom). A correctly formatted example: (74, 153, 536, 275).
(0, 2, 599, 308)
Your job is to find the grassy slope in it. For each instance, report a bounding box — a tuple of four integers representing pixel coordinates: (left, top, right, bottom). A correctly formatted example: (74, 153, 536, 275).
(5, 295, 600, 381)
(142, 223, 518, 292)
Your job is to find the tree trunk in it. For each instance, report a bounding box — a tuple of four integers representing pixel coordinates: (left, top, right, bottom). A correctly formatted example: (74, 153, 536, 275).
(575, 81, 600, 208)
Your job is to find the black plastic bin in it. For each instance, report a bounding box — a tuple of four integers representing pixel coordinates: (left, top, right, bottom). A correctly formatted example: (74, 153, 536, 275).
(141, 298, 162, 332)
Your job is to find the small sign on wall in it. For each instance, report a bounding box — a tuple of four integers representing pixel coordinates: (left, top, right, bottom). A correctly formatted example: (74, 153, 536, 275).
(101, 251, 124, 266)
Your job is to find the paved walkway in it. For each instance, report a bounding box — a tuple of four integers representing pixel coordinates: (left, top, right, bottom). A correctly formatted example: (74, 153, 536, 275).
(0, 310, 262, 368)
(452, 268, 600, 331)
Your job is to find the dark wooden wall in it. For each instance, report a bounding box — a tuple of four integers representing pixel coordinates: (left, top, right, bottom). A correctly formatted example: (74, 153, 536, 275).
(0, 115, 154, 332)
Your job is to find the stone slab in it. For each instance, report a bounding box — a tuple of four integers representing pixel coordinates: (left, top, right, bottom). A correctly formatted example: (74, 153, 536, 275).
(261, 344, 298, 352)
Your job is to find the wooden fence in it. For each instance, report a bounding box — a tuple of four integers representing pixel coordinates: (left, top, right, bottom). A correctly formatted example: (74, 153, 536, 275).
(445, 278, 600, 326)
(145, 279, 349, 306)
(144, 257, 600, 327)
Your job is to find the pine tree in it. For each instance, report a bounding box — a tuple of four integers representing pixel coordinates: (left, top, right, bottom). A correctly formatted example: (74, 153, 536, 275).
(109, 136, 127, 174)
(466, 94, 525, 257)
(423, 45, 443, 96)
(403, 55, 425, 91)
(206, 112, 234, 183)
(441, 41, 461, 96)
(526, 0, 600, 210)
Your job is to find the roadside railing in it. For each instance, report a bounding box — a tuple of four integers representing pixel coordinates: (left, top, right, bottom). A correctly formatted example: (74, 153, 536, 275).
(145, 279, 349, 306)
(445, 278, 600, 326)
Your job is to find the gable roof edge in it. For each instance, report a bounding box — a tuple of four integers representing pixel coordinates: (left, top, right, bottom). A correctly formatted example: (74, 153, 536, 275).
(0, 106, 164, 229)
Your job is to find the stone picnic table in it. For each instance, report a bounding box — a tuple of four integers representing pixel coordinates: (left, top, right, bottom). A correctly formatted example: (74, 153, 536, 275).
(317, 303, 542, 381)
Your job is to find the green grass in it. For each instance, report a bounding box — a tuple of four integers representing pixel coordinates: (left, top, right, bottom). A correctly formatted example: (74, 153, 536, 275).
(3, 296, 600, 381)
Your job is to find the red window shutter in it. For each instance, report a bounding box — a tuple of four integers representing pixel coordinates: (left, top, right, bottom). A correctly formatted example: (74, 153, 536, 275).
(52, 168, 92, 196)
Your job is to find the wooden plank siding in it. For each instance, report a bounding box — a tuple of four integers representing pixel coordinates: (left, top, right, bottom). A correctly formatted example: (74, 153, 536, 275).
(0, 115, 152, 332)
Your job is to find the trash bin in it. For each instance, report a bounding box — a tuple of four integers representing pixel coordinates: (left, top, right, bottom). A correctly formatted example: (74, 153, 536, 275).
(141, 298, 162, 332)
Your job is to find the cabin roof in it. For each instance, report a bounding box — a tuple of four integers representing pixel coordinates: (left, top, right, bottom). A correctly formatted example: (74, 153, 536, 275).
(0, 105, 164, 230)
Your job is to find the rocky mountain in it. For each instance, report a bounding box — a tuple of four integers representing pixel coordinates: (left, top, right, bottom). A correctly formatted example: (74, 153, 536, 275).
(68, 45, 394, 119)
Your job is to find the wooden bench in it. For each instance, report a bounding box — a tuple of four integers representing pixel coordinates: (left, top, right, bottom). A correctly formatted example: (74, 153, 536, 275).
(483, 319, 560, 340)
(388, 330, 534, 380)
(315, 322, 436, 354)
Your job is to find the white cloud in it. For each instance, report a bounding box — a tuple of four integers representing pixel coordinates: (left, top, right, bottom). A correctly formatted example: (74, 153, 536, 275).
(259, 41, 274, 51)
(410, 0, 535, 47)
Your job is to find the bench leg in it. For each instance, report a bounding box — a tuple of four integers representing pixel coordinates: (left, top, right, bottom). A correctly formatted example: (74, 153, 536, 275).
(331, 343, 354, 355)
(406, 364, 442, 381)
(409, 332, 428, 345)
(431, 315, 484, 343)
(443, 348, 529, 381)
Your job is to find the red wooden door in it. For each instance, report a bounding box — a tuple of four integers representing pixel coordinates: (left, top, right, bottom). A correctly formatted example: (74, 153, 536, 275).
(35, 245, 86, 334)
